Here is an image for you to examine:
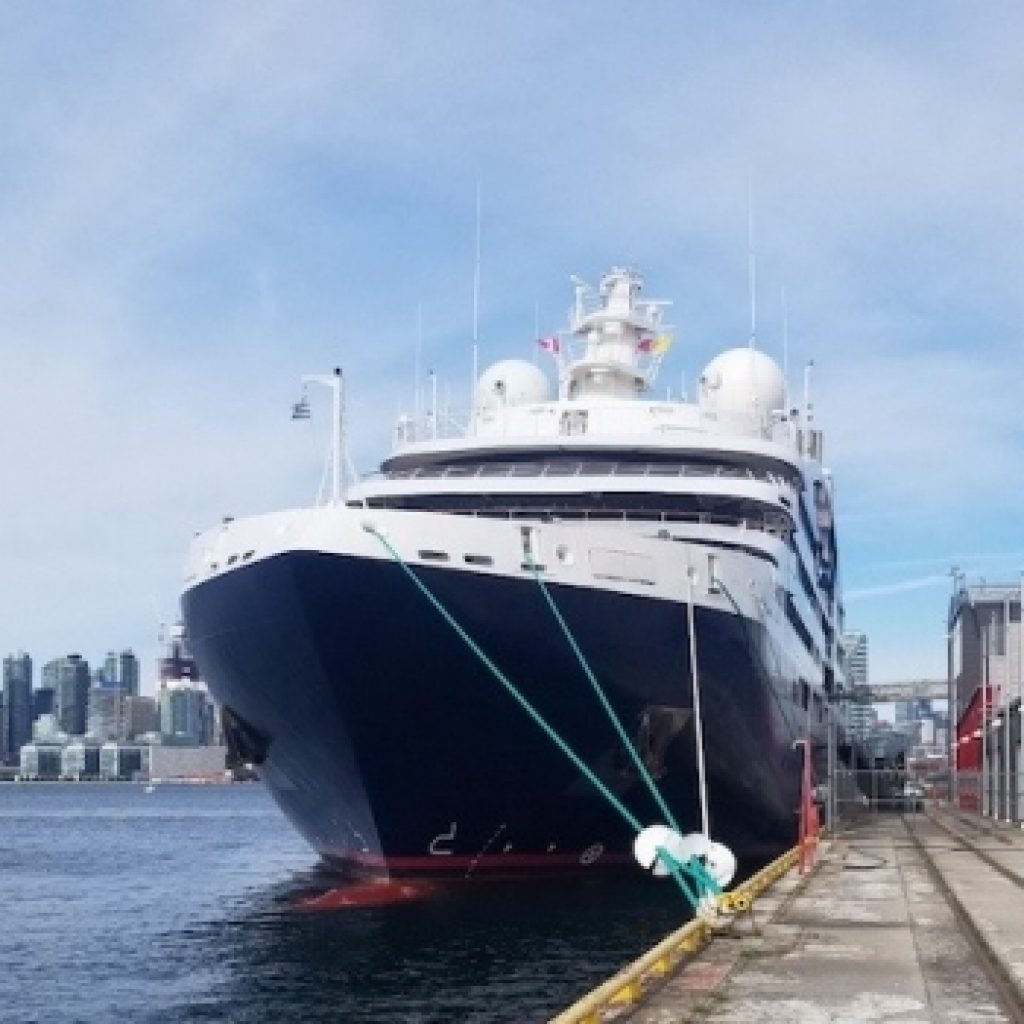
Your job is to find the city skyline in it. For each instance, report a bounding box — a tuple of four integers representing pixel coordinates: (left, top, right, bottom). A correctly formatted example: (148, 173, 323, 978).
(1, 5, 1023, 682)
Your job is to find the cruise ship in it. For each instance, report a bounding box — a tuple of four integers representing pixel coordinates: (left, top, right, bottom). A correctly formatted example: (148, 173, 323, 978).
(181, 267, 843, 878)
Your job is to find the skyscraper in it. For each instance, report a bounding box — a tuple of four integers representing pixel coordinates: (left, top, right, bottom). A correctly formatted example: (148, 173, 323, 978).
(101, 649, 140, 697)
(159, 684, 214, 745)
(87, 687, 123, 741)
(47, 655, 91, 737)
(119, 650, 140, 697)
(843, 631, 869, 686)
(2, 652, 33, 766)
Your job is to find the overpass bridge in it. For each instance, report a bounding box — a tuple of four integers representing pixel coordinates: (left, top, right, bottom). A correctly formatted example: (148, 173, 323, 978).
(854, 680, 947, 703)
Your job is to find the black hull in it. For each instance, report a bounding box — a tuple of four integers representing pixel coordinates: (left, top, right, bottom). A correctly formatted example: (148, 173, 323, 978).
(183, 551, 804, 878)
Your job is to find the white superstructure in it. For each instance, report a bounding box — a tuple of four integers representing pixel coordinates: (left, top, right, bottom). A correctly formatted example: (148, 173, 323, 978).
(187, 268, 843, 739)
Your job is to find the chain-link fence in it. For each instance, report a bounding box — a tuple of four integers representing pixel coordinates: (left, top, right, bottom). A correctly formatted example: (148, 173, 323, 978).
(819, 767, 949, 830)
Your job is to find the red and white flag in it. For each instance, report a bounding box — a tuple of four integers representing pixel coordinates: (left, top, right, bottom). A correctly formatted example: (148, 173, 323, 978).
(537, 336, 560, 354)
(636, 336, 654, 353)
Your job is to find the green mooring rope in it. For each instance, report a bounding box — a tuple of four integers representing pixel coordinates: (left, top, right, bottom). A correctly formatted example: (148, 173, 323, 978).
(525, 558, 683, 835)
(367, 526, 719, 910)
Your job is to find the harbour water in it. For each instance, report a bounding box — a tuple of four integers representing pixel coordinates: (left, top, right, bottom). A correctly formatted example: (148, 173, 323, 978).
(1, 783, 688, 1023)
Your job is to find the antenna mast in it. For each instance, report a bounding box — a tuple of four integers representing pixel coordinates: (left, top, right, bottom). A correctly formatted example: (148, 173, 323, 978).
(748, 171, 757, 349)
(781, 286, 789, 405)
(472, 181, 481, 404)
(415, 302, 423, 433)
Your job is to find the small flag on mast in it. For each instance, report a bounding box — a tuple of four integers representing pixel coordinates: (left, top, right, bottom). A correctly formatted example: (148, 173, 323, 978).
(537, 336, 560, 354)
(638, 335, 672, 356)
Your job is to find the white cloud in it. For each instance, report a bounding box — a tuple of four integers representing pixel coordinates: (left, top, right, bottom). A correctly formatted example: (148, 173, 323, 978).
(2, 3, 1024, 683)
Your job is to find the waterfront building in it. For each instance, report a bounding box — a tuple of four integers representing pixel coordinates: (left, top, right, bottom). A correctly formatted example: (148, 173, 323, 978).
(122, 695, 159, 740)
(99, 742, 145, 780)
(2, 652, 33, 766)
(949, 581, 1023, 819)
(47, 655, 91, 736)
(19, 742, 64, 780)
(61, 740, 102, 780)
(147, 743, 226, 780)
(843, 631, 869, 686)
(32, 713, 67, 744)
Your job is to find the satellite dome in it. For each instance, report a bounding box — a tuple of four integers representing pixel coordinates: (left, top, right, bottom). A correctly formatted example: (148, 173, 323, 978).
(698, 348, 786, 423)
(474, 359, 551, 411)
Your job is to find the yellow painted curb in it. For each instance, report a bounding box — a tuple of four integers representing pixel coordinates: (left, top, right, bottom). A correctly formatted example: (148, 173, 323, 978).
(549, 842, 807, 1024)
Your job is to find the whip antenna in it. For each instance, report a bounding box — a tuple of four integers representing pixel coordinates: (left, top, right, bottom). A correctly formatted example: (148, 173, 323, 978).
(748, 171, 757, 349)
(471, 180, 481, 406)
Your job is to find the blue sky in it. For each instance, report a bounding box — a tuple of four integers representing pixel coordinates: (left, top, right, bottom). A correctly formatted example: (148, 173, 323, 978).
(1, 2, 1022, 690)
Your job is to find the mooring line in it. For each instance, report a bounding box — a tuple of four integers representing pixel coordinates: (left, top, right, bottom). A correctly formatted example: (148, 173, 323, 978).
(365, 524, 721, 909)
(525, 557, 682, 835)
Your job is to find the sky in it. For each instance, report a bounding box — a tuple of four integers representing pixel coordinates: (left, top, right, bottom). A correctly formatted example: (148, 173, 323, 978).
(1, 2, 1023, 692)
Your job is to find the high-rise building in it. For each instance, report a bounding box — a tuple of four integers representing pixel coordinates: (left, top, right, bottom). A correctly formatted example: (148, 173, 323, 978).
(33, 687, 55, 720)
(119, 650, 140, 697)
(102, 649, 141, 697)
(844, 701, 878, 741)
(3, 652, 33, 766)
(47, 655, 91, 737)
(843, 631, 869, 686)
(122, 696, 159, 740)
(159, 684, 214, 745)
(87, 687, 123, 741)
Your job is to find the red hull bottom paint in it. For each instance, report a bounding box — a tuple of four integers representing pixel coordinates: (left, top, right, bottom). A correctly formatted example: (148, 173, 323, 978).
(321, 850, 634, 879)
(294, 880, 437, 910)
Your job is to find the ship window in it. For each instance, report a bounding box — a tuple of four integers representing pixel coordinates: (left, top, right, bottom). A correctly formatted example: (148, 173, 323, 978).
(464, 554, 493, 566)
(559, 410, 588, 436)
(242, 550, 255, 561)
(792, 681, 800, 705)
(801, 681, 810, 710)
(418, 550, 449, 562)
(227, 554, 239, 566)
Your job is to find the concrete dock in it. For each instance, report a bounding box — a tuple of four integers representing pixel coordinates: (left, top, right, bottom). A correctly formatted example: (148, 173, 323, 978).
(556, 808, 1024, 1023)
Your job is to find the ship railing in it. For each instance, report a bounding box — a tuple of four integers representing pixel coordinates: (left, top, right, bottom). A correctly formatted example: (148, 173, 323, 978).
(357, 502, 790, 537)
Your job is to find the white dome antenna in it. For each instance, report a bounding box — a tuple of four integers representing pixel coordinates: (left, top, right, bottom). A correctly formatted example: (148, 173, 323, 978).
(474, 360, 551, 412)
